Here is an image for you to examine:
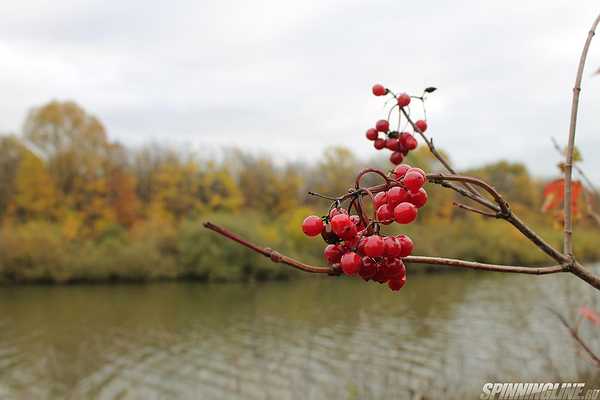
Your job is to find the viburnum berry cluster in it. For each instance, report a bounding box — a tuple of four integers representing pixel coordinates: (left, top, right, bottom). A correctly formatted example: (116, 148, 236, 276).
(368, 84, 430, 165)
(301, 83, 432, 292)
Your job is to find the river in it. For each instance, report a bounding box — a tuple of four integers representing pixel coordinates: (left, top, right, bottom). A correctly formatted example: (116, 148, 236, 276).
(1, 268, 599, 399)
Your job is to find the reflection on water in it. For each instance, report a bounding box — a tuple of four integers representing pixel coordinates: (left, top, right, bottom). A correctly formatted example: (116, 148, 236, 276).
(0, 268, 599, 399)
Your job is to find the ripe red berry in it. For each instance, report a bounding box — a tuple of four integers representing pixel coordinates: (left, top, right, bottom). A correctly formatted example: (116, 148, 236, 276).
(330, 214, 352, 236)
(390, 151, 404, 165)
(387, 186, 409, 208)
(384, 237, 403, 257)
(408, 188, 428, 208)
(394, 202, 418, 224)
(329, 208, 348, 218)
(349, 215, 365, 230)
(372, 262, 388, 283)
(365, 128, 378, 141)
(363, 235, 385, 257)
(400, 132, 417, 150)
(373, 138, 386, 150)
(372, 84, 386, 96)
(388, 275, 407, 291)
(415, 119, 428, 133)
(357, 236, 367, 255)
(373, 191, 388, 209)
(403, 170, 426, 193)
(409, 167, 426, 177)
(397, 235, 414, 257)
(385, 138, 400, 151)
(302, 216, 324, 236)
(340, 222, 358, 241)
(393, 164, 411, 179)
(376, 204, 394, 224)
(340, 252, 362, 275)
(375, 119, 390, 133)
(324, 244, 343, 264)
(387, 258, 406, 278)
(397, 93, 411, 107)
(359, 257, 378, 280)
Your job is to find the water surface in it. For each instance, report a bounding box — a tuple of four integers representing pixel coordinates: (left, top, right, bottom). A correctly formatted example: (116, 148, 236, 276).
(1, 268, 599, 399)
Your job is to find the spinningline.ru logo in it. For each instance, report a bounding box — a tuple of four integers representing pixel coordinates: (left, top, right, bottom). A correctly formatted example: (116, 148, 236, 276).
(480, 383, 600, 400)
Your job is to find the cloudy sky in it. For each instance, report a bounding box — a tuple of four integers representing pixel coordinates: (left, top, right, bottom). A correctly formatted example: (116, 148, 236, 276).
(1, 0, 599, 179)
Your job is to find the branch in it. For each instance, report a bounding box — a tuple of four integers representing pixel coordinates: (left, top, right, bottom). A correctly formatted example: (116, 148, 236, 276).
(564, 13, 600, 258)
(548, 308, 600, 368)
(203, 221, 565, 276)
(399, 107, 483, 199)
(427, 173, 569, 264)
(202, 222, 335, 275)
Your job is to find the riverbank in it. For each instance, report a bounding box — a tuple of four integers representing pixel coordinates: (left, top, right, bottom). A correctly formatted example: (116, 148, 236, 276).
(2, 212, 600, 285)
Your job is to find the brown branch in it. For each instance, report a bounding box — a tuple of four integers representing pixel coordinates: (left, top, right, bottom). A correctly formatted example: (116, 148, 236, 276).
(548, 308, 600, 368)
(427, 173, 569, 264)
(203, 221, 566, 276)
(202, 222, 335, 275)
(400, 107, 483, 198)
(452, 202, 498, 218)
(564, 13, 600, 258)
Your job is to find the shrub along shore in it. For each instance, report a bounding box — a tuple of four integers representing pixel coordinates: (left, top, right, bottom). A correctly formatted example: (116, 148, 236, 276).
(2, 101, 599, 284)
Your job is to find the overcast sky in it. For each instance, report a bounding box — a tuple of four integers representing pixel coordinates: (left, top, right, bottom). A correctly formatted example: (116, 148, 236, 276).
(1, 0, 599, 179)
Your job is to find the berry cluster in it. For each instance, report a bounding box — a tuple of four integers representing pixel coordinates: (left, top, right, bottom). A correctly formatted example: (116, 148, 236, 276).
(368, 84, 428, 165)
(301, 165, 427, 292)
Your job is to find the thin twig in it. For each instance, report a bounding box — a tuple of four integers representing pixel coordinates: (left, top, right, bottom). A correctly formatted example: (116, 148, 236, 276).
(203, 221, 566, 276)
(453, 202, 498, 218)
(564, 13, 600, 259)
(202, 222, 335, 275)
(548, 308, 600, 368)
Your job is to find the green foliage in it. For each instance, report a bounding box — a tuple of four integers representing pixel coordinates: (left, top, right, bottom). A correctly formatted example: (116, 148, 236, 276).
(2, 100, 600, 284)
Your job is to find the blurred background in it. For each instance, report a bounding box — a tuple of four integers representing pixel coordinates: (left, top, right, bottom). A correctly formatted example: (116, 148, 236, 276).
(1, 0, 600, 399)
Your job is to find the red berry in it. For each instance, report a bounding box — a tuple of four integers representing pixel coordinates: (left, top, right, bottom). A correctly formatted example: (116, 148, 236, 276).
(384, 237, 403, 257)
(390, 151, 404, 165)
(408, 188, 428, 208)
(394, 202, 418, 224)
(376, 204, 394, 224)
(324, 244, 343, 264)
(357, 236, 367, 255)
(340, 222, 358, 241)
(393, 164, 411, 179)
(302, 216, 324, 236)
(397, 235, 414, 257)
(397, 93, 411, 107)
(372, 84, 386, 96)
(387, 258, 406, 278)
(372, 262, 389, 283)
(387, 186, 409, 208)
(329, 208, 348, 219)
(359, 257, 378, 280)
(375, 119, 390, 133)
(388, 275, 407, 291)
(400, 132, 417, 150)
(330, 214, 351, 236)
(409, 167, 426, 178)
(415, 119, 428, 133)
(403, 170, 426, 193)
(385, 138, 400, 151)
(363, 235, 385, 257)
(373, 191, 388, 209)
(373, 138, 386, 150)
(349, 215, 365, 230)
(340, 252, 362, 275)
(365, 128, 378, 141)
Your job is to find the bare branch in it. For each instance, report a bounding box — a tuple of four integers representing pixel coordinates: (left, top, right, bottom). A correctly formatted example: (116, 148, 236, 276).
(202, 222, 335, 275)
(548, 308, 600, 368)
(452, 201, 498, 218)
(203, 221, 566, 276)
(564, 13, 600, 258)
